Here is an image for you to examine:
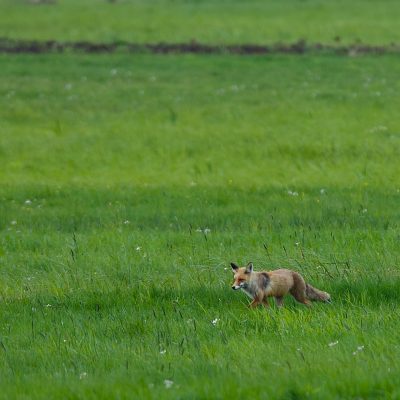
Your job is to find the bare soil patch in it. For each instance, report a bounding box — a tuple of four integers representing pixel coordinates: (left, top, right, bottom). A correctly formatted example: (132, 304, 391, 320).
(0, 38, 397, 55)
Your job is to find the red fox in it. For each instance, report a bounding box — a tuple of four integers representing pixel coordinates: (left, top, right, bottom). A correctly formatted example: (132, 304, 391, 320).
(231, 262, 330, 308)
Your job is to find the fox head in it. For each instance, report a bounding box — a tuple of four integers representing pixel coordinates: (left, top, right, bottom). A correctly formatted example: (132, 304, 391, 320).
(231, 262, 253, 290)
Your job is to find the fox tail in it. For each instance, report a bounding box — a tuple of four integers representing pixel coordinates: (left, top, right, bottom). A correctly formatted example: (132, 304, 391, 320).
(306, 283, 331, 302)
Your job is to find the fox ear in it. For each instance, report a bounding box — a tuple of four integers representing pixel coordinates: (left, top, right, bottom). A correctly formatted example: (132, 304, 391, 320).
(230, 262, 239, 272)
(245, 262, 253, 273)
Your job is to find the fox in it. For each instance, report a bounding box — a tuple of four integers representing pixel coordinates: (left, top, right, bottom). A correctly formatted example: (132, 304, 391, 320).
(231, 262, 330, 308)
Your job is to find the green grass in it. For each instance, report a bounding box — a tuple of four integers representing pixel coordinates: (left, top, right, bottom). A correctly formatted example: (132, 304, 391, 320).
(1, 53, 400, 187)
(1, 0, 400, 45)
(1, 53, 400, 399)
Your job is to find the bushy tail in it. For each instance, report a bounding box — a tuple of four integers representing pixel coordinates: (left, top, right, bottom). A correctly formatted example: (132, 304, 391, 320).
(306, 283, 331, 302)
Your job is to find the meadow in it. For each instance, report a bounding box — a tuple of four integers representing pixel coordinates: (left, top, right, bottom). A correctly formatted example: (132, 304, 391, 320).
(1, 1, 400, 399)
(1, 52, 400, 399)
(1, 0, 400, 45)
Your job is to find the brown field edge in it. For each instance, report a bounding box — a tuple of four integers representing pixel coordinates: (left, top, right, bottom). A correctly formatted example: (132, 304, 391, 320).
(0, 38, 399, 55)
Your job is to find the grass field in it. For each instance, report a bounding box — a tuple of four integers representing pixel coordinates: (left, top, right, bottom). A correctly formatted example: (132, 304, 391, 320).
(1, 1, 400, 399)
(1, 53, 400, 399)
(1, 0, 400, 45)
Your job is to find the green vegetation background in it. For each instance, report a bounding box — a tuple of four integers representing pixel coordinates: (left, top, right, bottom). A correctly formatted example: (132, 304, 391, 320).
(1, 0, 400, 45)
(1, 1, 400, 399)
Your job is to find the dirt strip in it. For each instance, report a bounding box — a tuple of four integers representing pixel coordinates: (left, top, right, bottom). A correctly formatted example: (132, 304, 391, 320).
(0, 38, 398, 55)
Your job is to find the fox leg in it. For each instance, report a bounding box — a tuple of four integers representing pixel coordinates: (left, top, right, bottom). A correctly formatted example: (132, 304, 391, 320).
(300, 298, 312, 307)
(262, 297, 270, 308)
(290, 273, 312, 307)
(275, 296, 284, 307)
(248, 299, 260, 308)
(290, 290, 312, 306)
(249, 292, 264, 308)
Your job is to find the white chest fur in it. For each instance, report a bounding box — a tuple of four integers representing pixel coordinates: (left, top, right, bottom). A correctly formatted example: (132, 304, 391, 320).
(241, 280, 260, 299)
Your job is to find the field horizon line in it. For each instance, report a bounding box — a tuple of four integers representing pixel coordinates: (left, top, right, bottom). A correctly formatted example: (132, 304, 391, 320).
(1, 37, 400, 56)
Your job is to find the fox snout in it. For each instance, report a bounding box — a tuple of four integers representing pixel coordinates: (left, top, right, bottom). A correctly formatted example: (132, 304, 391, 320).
(232, 285, 241, 290)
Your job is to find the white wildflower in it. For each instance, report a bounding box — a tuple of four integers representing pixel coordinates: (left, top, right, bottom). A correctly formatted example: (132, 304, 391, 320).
(320, 188, 326, 195)
(136, 246, 141, 251)
(369, 125, 387, 133)
(160, 349, 166, 355)
(123, 220, 130, 224)
(25, 199, 32, 205)
(79, 372, 87, 380)
(164, 379, 173, 389)
(10, 220, 17, 225)
(288, 190, 299, 196)
(212, 318, 220, 326)
(328, 340, 339, 347)
(353, 345, 365, 355)
(196, 227, 211, 234)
